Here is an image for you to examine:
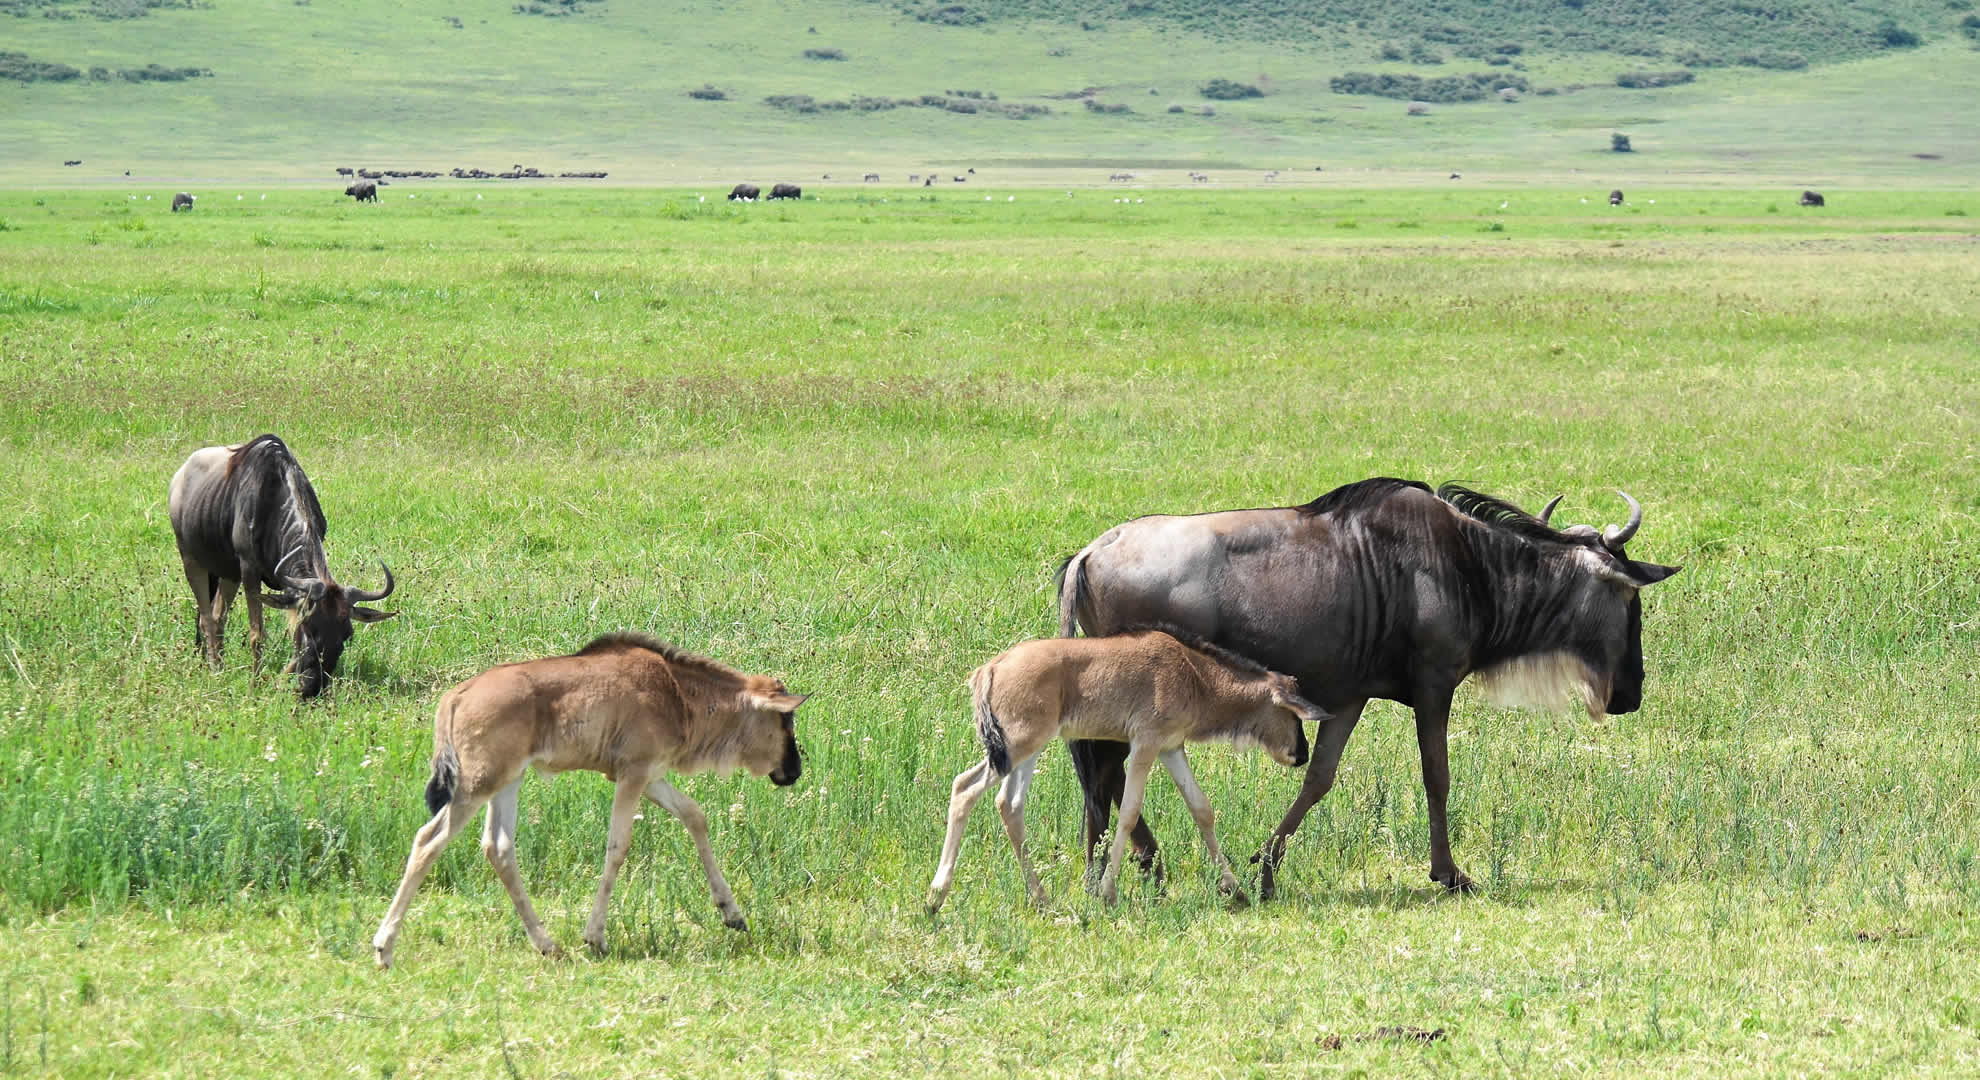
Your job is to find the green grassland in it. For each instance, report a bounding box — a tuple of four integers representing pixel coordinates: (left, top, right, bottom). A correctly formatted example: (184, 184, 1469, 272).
(2, 187, 1979, 1075)
(3, 0, 1979, 184)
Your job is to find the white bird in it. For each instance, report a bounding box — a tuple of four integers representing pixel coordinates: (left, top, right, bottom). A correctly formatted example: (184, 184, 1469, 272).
(1007, 195, 1015, 202)
(236, 195, 243, 200)
(410, 194, 416, 199)
(985, 195, 992, 201)
(1581, 197, 1588, 203)
(1648, 199, 1656, 205)
(1135, 199, 1143, 204)
(476, 193, 483, 200)
(1500, 200, 1508, 210)
(145, 195, 151, 200)
(260, 194, 266, 200)
(697, 195, 705, 202)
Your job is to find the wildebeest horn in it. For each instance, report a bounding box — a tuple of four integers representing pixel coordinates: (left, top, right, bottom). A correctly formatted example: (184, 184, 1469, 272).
(1537, 494, 1563, 525)
(343, 561, 395, 603)
(1602, 491, 1642, 549)
(272, 545, 310, 589)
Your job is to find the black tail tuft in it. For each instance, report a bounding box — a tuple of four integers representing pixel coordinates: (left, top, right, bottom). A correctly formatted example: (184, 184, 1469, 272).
(974, 667, 1012, 775)
(424, 745, 459, 817)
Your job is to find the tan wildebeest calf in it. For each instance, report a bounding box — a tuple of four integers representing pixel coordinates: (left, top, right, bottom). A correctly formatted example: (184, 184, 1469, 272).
(372, 632, 807, 968)
(926, 627, 1322, 912)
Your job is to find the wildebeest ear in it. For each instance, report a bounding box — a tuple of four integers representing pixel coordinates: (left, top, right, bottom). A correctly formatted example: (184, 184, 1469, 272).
(752, 690, 810, 712)
(352, 607, 397, 624)
(1625, 561, 1680, 586)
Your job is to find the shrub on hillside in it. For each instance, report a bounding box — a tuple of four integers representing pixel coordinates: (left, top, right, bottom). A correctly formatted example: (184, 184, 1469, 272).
(513, 0, 602, 14)
(1737, 50, 1808, 69)
(1329, 71, 1527, 103)
(1963, 14, 1980, 40)
(1615, 69, 1694, 88)
(803, 48, 846, 60)
(117, 63, 210, 81)
(906, 3, 984, 26)
(765, 93, 819, 113)
(1200, 77, 1263, 99)
(1407, 41, 1444, 64)
(1876, 21, 1921, 47)
(1612, 132, 1632, 152)
(0, 52, 81, 82)
(687, 84, 726, 101)
(1084, 98, 1132, 113)
(1379, 43, 1405, 61)
(1676, 50, 1727, 67)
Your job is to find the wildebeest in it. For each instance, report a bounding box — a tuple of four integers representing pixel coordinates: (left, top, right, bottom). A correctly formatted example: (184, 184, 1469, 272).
(1609, 189, 1624, 206)
(863, 172, 880, 182)
(64, 159, 82, 166)
(1057, 478, 1679, 897)
(1800, 189, 1825, 207)
(728, 182, 760, 201)
(344, 180, 378, 202)
(171, 192, 194, 212)
(371, 632, 807, 967)
(336, 167, 354, 177)
(926, 628, 1316, 913)
(768, 183, 802, 200)
(167, 435, 397, 699)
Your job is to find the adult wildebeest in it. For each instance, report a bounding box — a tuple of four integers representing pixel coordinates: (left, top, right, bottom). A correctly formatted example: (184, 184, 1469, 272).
(1057, 478, 1679, 897)
(336, 167, 354, 177)
(1800, 189, 1825, 207)
(167, 435, 397, 699)
(171, 192, 194, 212)
(728, 183, 760, 201)
(371, 632, 808, 968)
(926, 628, 1317, 913)
(1609, 189, 1624, 206)
(768, 182, 802, 200)
(344, 180, 377, 202)
(863, 172, 880, 182)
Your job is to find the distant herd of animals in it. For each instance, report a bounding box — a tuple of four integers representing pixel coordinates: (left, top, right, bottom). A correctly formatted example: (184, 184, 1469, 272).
(165, 436, 1678, 966)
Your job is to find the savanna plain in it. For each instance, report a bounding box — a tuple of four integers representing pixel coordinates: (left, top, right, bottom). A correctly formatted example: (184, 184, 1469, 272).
(2, 186, 1978, 1077)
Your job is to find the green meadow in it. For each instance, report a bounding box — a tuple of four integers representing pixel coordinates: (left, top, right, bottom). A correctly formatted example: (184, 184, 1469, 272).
(2, 186, 1979, 1076)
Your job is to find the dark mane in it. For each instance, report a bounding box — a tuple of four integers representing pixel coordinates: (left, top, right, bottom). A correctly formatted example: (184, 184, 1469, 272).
(1295, 477, 1432, 518)
(226, 433, 291, 479)
(1435, 483, 1568, 546)
(1113, 622, 1276, 678)
(577, 631, 745, 679)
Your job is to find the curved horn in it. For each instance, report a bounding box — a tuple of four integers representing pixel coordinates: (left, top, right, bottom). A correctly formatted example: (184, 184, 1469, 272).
(1602, 491, 1642, 549)
(270, 545, 310, 589)
(343, 561, 395, 603)
(1537, 494, 1563, 526)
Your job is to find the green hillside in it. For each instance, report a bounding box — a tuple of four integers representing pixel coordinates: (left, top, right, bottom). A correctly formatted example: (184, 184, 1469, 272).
(3, 0, 1977, 182)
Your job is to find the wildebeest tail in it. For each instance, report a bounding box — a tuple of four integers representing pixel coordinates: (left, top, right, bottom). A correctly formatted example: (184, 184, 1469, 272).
(1055, 546, 1091, 638)
(972, 665, 1012, 775)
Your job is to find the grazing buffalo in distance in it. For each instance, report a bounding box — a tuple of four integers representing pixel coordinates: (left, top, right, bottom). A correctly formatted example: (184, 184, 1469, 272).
(168, 435, 397, 699)
(345, 180, 378, 202)
(1057, 478, 1680, 897)
(768, 183, 802, 200)
(372, 632, 807, 967)
(1609, 189, 1624, 206)
(926, 627, 1316, 913)
(171, 192, 194, 212)
(728, 183, 760, 201)
(1800, 189, 1825, 207)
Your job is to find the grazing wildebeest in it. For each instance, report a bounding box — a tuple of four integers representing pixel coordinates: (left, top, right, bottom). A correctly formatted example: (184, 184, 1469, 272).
(768, 183, 802, 200)
(925, 628, 1316, 913)
(64, 159, 82, 167)
(1057, 478, 1679, 897)
(371, 632, 808, 968)
(863, 172, 880, 182)
(1609, 189, 1624, 206)
(171, 192, 194, 212)
(728, 182, 760, 201)
(344, 180, 377, 203)
(167, 435, 397, 699)
(336, 167, 354, 177)
(1800, 189, 1825, 207)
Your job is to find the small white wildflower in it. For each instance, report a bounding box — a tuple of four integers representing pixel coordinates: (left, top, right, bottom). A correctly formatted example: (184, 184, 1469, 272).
(262, 742, 277, 763)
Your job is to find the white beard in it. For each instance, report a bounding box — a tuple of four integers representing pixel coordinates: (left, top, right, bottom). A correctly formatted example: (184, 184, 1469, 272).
(1473, 652, 1606, 717)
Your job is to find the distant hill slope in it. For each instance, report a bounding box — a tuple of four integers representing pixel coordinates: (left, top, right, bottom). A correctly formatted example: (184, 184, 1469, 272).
(880, 0, 1954, 64)
(2, 0, 1976, 182)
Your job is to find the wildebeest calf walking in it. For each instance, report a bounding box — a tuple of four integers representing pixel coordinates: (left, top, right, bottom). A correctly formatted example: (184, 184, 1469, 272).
(372, 632, 808, 968)
(171, 192, 194, 212)
(925, 627, 1318, 913)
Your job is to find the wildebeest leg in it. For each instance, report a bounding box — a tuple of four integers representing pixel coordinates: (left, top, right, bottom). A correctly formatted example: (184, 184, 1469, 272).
(242, 576, 267, 673)
(372, 789, 489, 969)
(582, 771, 652, 953)
(994, 756, 1046, 909)
(926, 758, 997, 914)
(1069, 739, 1162, 889)
(645, 777, 749, 932)
(1414, 690, 1474, 892)
(211, 577, 238, 663)
(1097, 745, 1159, 906)
(1257, 699, 1367, 901)
(480, 779, 557, 957)
(180, 556, 221, 668)
(1158, 748, 1241, 900)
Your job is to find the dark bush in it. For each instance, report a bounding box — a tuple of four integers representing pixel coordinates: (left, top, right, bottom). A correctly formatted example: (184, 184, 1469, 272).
(1494, 42, 1523, 55)
(1329, 71, 1527, 103)
(1737, 50, 1807, 70)
(1407, 41, 1444, 64)
(1379, 43, 1405, 61)
(0, 52, 81, 82)
(764, 93, 819, 113)
(1200, 77, 1263, 99)
(1876, 21, 1920, 47)
(1167, 103, 1184, 113)
(513, 0, 601, 14)
(1676, 50, 1727, 67)
(1612, 132, 1632, 152)
(1963, 14, 1980, 40)
(1615, 69, 1694, 88)
(687, 84, 726, 101)
(116, 63, 210, 81)
(1084, 98, 1132, 113)
(802, 47, 846, 60)
(908, 3, 983, 25)
(1486, 55, 1510, 66)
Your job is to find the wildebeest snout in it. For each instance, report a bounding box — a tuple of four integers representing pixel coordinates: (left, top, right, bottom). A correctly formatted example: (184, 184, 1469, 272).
(1290, 720, 1310, 769)
(771, 734, 802, 786)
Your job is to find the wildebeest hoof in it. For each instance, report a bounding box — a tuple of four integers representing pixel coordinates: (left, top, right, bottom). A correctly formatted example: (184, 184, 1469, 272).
(1432, 869, 1477, 893)
(373, 945, 393, 970)
(724, 914, 749, 932)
